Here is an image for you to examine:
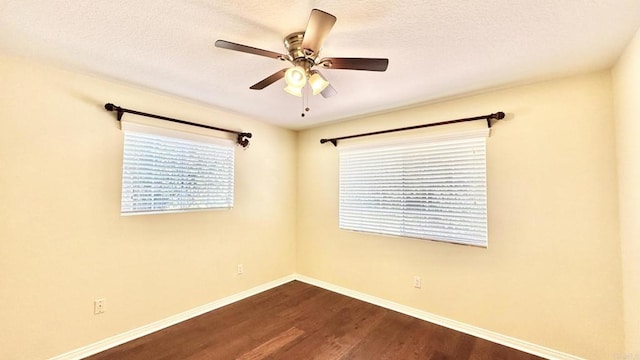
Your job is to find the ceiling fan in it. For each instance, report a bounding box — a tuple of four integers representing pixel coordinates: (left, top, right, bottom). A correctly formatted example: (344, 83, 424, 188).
(215, 9, 389, 99)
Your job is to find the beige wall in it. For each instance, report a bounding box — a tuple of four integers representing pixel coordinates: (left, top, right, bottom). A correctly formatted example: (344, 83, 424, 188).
(613, 27, 640, 355)
(0, 51, 631, 360)
(0, 55, 297, 359)
(297, 72, 623, 359)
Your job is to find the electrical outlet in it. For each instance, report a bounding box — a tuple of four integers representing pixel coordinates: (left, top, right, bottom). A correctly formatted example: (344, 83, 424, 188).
(237, 264, 244, 275)
(94, 298, 105, 315)
(413, 276, 422, 289)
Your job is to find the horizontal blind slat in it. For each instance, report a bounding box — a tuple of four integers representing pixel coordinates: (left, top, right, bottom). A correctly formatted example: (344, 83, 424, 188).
(339, 136, 487, 247)
(122, 130, 235, 215)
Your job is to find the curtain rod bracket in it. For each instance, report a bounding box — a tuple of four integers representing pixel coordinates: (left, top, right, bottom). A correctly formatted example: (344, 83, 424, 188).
(104, 103, 252, 148)
(487, 111, 505, 128)
(104, 103, 124, 121)
(320, 138, 338, 146)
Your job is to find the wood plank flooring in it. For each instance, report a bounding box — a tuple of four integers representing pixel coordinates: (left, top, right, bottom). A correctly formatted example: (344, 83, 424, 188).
(86, 281, 545, 360)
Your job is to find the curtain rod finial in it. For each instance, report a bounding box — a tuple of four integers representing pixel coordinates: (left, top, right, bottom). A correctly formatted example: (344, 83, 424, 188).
(236, 133, 251, 148)
(104, 103, 123, 120)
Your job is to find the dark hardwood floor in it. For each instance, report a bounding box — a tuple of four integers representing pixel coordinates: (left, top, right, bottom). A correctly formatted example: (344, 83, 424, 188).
(86, 281, 545, 360)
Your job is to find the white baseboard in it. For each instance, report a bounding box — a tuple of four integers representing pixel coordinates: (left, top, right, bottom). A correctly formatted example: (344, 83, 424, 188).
(50, 274, 295, 360)
(52, 273, 583, 360)
(294, 274, 584, 360)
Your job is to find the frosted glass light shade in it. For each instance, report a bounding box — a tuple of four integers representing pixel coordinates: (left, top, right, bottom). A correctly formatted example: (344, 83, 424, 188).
(284, 66, 307, 88)
(309, 71, 329, 95)
(284, 85, 303, 97)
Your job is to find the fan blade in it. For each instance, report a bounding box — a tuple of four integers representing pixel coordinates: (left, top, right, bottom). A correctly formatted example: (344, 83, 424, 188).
(249, 69, 287, 90)
(319, 57, 389, 71)
(321, 83, 337, 98)
(215, 40, 287, 60)
(301, 9, 337, 56)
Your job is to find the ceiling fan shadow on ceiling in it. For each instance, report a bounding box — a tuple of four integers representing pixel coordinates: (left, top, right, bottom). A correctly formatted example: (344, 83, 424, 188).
(215, 9, 389, 102)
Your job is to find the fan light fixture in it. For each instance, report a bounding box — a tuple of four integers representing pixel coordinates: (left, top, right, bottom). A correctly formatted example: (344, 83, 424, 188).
(284, 66, 306, 87)
(284, 84, 303, 97)
(283, 66, 330, 97)
(283, 66, 306, 97)
(309, 70, 329, 95)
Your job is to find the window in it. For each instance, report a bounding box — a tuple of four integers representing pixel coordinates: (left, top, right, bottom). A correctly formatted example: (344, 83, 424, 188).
(339, 129, 489, 247)
(121, 122, 234, 215)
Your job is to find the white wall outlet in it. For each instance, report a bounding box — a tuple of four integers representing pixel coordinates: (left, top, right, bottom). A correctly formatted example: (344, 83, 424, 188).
(237, 263, 244, 275)
(413, 276, 422, 289)
(94, 298, 105, 315)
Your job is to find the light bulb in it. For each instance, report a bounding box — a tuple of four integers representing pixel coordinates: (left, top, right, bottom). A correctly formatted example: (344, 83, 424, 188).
(284, 66, 307, 88)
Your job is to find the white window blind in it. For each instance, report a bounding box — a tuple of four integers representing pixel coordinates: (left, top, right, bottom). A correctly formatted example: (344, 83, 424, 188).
(339, 129, 488, 247)
(121, 122, 234, 215)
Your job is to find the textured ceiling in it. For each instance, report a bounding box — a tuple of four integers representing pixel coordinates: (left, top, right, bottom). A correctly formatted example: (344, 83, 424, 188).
(1, 1, 639, 129)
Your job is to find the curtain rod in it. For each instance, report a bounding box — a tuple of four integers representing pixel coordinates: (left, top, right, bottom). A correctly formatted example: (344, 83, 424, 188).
(104, 103, 252, 148)
(320, 112, 505, 146)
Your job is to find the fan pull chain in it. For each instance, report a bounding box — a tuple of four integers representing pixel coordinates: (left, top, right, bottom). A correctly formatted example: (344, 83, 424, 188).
(301, 85, 310, 117)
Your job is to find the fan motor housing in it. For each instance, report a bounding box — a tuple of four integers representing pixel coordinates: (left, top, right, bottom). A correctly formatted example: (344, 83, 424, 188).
(284, 32, 317, 64)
